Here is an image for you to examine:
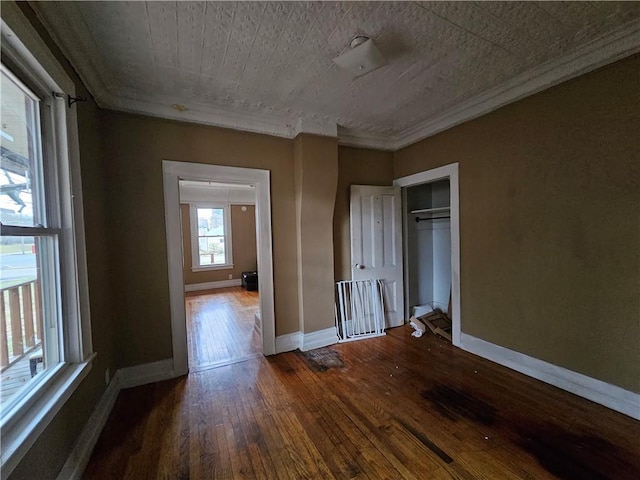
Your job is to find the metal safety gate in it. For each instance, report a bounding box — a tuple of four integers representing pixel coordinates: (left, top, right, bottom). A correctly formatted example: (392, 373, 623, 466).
(335, 279, 386, 342)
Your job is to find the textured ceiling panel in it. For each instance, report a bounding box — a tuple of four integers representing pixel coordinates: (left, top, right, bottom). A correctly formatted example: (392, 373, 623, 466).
(31, 1, 640, 148)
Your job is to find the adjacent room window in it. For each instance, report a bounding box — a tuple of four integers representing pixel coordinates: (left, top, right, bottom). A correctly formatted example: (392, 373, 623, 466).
(190, 204, 233, 270)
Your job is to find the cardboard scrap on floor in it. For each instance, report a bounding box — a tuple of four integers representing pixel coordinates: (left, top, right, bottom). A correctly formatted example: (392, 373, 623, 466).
(417, 310, 452, 342)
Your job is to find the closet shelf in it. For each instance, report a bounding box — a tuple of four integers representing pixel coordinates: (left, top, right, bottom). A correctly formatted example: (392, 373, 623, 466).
(410, 206, 450, 215)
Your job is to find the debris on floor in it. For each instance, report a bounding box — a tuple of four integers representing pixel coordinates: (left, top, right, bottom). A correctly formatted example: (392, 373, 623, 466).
(418, 310, 452, 341)
(409, 317, 426, 337)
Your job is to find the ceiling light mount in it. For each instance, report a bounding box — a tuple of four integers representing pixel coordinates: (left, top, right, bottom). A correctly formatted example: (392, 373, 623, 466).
(350, 35, 369, 49)
(332, 35, 387, 79)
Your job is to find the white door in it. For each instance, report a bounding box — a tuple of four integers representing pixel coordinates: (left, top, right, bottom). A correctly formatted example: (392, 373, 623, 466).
(350, 185, 404, 327)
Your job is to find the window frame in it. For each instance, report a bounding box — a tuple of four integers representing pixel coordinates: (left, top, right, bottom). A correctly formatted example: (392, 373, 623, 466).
(1, 62, 66, 375)
(189, 203, 234, 271)
(0, 16, 93, 476)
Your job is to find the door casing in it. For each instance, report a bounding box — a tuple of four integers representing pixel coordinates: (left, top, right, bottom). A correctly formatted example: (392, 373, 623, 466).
(162, 160, 276, 376)
(394, 163, 461, 347)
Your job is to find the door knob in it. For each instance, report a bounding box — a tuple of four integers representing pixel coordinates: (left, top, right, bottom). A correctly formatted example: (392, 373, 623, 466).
(355, 263, 365, 270)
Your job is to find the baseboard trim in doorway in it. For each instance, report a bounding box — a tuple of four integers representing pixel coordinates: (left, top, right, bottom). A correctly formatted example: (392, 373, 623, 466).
(275, 332, 302, 354)
(301, 327, 340, 351)
(185, 279, 242, 292)
(275, 327, 339, 354)
(254, 310, 262, 336)
(460, 333, 640, 420)
(190, 354, 263, 373)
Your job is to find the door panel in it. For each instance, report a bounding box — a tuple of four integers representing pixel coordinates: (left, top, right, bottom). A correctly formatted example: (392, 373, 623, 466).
(381, 279, 398, 316)
(350, 185, 404, 327)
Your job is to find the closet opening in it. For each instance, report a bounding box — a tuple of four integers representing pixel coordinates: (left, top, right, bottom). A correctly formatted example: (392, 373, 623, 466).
(404, 178, 453, 341)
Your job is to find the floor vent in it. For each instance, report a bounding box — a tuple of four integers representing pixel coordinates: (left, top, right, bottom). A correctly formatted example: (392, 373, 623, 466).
(335, 279, 386, 342)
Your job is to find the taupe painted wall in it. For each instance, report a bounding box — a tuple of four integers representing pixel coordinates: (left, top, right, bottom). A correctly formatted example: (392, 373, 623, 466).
(333, 147, 394, 281)
(294, 134, 339, 333)
(103, 113, 300, 362)
(181, 204, 257, 284)
(4, 3, 117, 479)
(394, 54, 640, 394)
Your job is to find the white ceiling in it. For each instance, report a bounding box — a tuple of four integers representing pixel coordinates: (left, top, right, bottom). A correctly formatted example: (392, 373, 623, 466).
(32, 1, 640, 150)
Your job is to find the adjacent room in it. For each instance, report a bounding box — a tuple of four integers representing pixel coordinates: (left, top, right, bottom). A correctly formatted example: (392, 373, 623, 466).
(179, 180, 262, 371)
(0, 2, 638, 479)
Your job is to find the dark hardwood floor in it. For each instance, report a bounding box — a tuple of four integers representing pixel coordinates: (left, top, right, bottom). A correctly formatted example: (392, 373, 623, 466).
(185, 287, 261, 371)
(83, 324, 640, 479)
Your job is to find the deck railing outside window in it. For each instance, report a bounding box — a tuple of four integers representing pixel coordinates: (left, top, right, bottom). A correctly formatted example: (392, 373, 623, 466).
(0, 279, 44, 407)
(1, 279, 43, 370)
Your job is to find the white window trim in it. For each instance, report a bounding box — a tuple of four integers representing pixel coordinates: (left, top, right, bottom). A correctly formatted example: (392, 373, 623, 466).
(0, 13, 93, 477)
(189, 203, 234, 271)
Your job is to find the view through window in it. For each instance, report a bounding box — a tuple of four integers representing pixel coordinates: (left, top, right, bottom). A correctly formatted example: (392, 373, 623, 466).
(194, 206, 231, 267)
(0, 65, 61, 412)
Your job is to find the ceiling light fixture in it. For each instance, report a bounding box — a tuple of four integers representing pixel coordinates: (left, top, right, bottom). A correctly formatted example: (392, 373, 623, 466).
(332, 35, 387, 79)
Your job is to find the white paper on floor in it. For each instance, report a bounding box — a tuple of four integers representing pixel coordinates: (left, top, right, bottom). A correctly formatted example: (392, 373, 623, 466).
(410, 317, 426, 338)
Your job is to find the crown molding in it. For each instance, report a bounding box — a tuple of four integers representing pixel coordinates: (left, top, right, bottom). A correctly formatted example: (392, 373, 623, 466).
(389, 17, 640, 151)
(30, 1, 113, 105)
(104, 91, 299, 139)
(337, 127, 396, 151)
(293, 117, 338, 138)
(109, 92, 344, 141)
(1, 3, 74, 95)
(31, 3, 640, 152)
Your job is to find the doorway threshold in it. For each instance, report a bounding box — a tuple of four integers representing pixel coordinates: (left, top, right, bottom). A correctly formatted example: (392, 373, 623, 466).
(189, 353, 263, 374)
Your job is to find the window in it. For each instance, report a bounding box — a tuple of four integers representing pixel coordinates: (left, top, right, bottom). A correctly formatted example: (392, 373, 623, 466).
(190, 204, 233, 270)
(0, 64, 63, 409)
(1, 18, 92, 475)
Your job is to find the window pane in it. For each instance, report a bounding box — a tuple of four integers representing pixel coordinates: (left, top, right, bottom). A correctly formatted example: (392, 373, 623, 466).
(198, 236, 225, 265)
(198, 237, 211, 266)
(0, 235, 60, 410)
(196, 208, 224, 236)
(0, 69, 44, 227)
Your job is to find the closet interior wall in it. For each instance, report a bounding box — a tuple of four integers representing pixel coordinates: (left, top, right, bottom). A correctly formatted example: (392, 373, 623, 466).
(406, 180, 451, 315)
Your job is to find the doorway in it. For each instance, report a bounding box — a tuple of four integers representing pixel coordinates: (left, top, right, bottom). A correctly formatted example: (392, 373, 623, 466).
(178, 180, 262, 370)
(162, 161, 276, 377)
(394, 163, 461, 346)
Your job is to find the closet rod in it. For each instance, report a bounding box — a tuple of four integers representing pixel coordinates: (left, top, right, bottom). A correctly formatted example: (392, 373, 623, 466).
(415, 215, 450, 223)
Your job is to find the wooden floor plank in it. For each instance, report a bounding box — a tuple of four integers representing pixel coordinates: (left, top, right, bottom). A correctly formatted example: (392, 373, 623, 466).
(84, 295, 640, 479)
(274, 353, 380, 479)
(186, 287, 261, 371)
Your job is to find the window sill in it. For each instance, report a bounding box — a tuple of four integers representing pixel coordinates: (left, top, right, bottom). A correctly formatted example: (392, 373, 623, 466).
(0, 353, 95, 477)
(191, 264, 234, 272)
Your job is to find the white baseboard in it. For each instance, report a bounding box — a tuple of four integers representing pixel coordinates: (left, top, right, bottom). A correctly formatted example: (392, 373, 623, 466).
(275, 332, 302, 354)
(56, 373, 121, 480)
(118, 358, 177, 389)
(185, 279, 242, 292)
(57, 358, 179, 479)
(275, 327, 339, 353)
(460, 333, 640, 420)
(301, 327, 339, 351)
